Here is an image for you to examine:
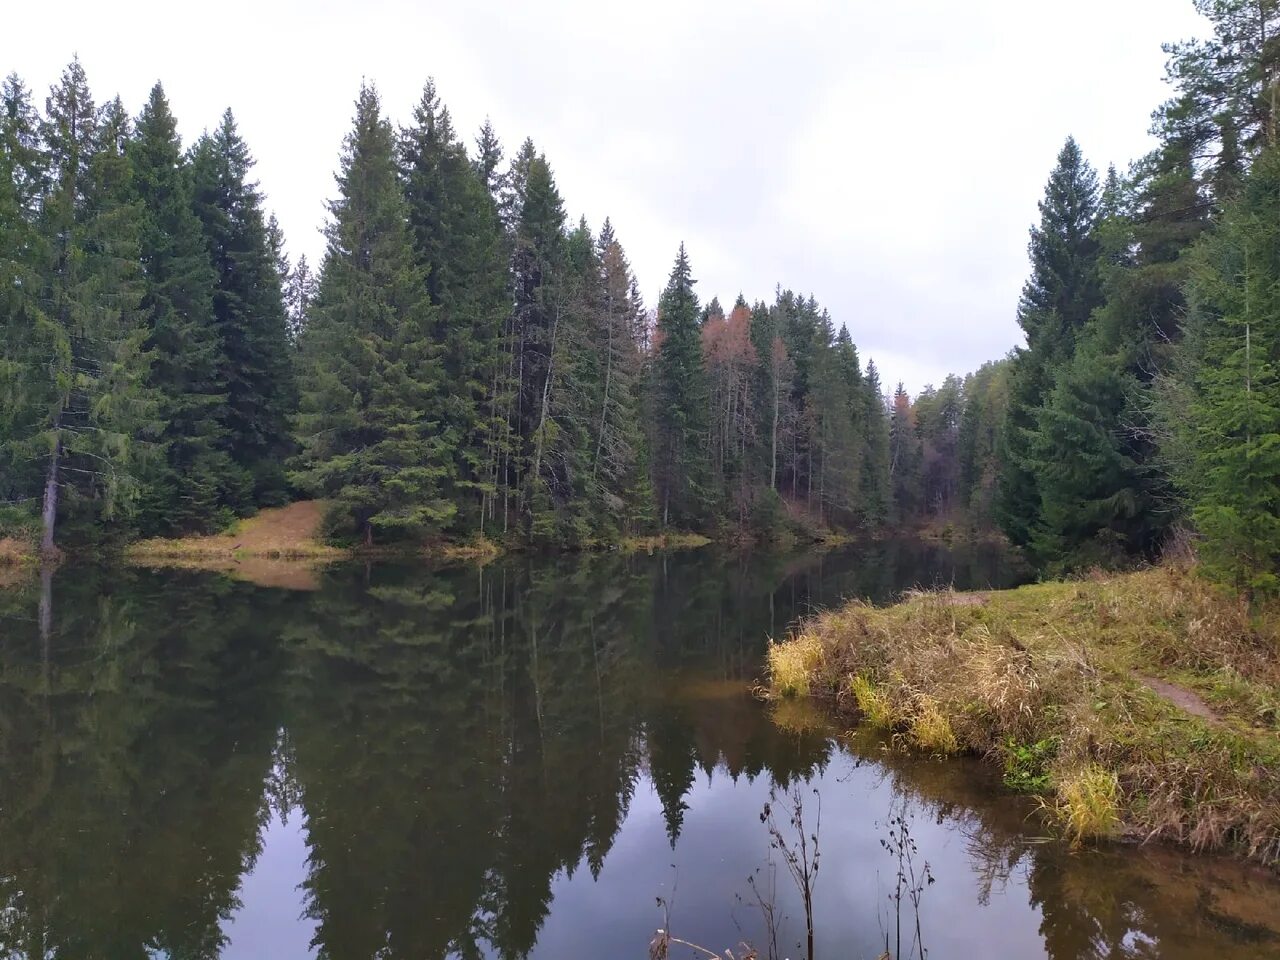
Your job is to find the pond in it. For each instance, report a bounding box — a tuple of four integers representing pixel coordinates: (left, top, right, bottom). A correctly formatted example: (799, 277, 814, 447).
(0, 541, 1278, 959)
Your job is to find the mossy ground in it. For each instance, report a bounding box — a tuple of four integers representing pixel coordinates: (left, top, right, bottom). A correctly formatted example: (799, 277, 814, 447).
(766, 565, 1280, 865)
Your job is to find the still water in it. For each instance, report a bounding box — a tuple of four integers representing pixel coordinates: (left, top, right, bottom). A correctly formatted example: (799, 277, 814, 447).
(1, 541, 1278, 959)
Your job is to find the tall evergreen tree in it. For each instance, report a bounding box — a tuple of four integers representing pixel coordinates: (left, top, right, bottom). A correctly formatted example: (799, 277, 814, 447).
(473, 118, 504, 196)
(998, 137, 1103, 549)
(190, 110, 295, 507)
(509, 153, 571, 539)
(1157, 0, 1280, 194)
(652, 244, 710, 527)
(594, 220, 653, 531)
(28, 63, 154, 549)
(0, 74, 47, 509)
(956, 359, 1010, 530)
(129, 83, 233, 534)
(1031, 143, 1209, 568)
(889, 382, 921, 521)
(859, 359, 892, 527)
(292, 84, 451, 543)
(399, 79, 507, 530)
(1169, 145, 1280, 593)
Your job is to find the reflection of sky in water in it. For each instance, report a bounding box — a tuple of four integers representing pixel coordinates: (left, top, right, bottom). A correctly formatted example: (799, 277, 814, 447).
(221, 750, 1047, 959)
(225, 812, 317, 959)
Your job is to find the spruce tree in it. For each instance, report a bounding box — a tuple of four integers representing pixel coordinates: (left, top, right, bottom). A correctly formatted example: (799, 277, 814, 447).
(0, 74, 47, 509)
(129, 83, 234, 534)
(473, 118, 504, 196)
(399, 79, 507, 529)
(1031, 145, 1207, 569)
(30, 62, 154, 548)
(998, 137, 1102, 550)
(284, 254, 318, 343)
(190, 110, 295, 507)
(653, 244, 710, 526)
(1172, 145, 1280, 593)
(510, 153, 571, 540)
(859, 360, 892, 527)
(829, 326, 866, 526)
(956, 359, 1010, 530)
(889, 382, 921, 521)
(292, 83, 451, 544)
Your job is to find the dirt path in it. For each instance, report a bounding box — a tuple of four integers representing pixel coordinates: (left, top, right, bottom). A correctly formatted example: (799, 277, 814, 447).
(226, 501, 329, 552)
(1139, 675, 1223, 724)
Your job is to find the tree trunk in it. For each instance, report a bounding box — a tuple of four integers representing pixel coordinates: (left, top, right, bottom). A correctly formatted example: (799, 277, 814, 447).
(770, 380, 779, 491)
(39, 562, 54, 651)
(531, 306, 560, 488)
(40, 435, 62, 557)
(593, 305, 614, 481)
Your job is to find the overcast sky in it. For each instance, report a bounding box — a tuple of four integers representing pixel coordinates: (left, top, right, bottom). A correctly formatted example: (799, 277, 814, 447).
(6, 0, 1208, 392)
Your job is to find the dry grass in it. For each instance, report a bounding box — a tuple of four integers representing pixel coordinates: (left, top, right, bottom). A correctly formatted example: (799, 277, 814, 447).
(767, 633, 824, 698)
(126, 502, 347, 587)
(1056, 764, 1120, 843)
(438, 536, 503, 563)
(850, 674, 897, 728)
(909, 697, 960, 755)
(764, 566, 1280, 867)
(127, 501, 346, 563)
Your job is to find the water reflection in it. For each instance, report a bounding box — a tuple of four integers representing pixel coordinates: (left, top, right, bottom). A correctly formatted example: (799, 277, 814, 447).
(0, 544, 1275, 960)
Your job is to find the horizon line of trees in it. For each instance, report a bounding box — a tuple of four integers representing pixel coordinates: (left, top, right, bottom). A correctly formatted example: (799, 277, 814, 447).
(0, 59, 1003, 553)
(9, 0, 1278, 594)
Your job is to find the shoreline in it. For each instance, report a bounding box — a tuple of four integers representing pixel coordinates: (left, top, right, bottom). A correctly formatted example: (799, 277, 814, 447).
(765, 565, 1280, 869)
(6, 499, 999, 578)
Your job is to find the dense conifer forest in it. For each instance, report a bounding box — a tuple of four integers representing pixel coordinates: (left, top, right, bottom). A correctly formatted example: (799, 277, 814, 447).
(2, 0, 1279, 592)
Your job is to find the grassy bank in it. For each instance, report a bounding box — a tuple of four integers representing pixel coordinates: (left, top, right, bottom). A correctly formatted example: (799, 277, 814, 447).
(766, 566, 1280, 867)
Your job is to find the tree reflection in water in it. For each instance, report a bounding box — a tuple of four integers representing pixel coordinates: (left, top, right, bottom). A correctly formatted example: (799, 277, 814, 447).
(0, 543, 1275, 960)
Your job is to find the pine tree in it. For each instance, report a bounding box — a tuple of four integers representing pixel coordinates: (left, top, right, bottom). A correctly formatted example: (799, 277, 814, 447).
(190, 110, 295, 507)
(1156, 0, 1280, 193)
(652, 244, 710, 527)
(129, 82, 234, 534)
(292, 83, 451, 543)
(998, 136, 1103, 549)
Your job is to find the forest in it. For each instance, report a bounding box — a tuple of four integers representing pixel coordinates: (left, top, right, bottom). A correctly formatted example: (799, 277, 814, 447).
(1, 0, 1279, 591)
